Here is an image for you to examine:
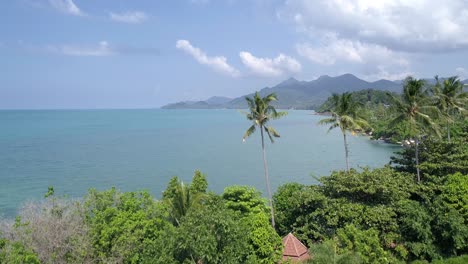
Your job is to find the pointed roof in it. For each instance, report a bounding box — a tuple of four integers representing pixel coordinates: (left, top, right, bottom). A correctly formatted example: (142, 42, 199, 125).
(282, 233, 310, 262)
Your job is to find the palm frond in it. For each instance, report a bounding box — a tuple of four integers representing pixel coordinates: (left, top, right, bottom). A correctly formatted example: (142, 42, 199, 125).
(264, 126, 275, 143)
(266, 126, 280, 137)
(243, 125, 256, 141)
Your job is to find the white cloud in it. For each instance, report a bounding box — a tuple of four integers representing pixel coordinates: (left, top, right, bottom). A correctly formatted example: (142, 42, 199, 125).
(280, 0, 468, 52)
(239, 52, 301, 77)
(50, 41, 114, 56)
(362, 66, 413, 81)
(176, 40, 240, 77)
(48, 0, 84, 16)
(109, 11, 148, 24)
(296, 36, 408, 67)
(456, 67, 468, 80)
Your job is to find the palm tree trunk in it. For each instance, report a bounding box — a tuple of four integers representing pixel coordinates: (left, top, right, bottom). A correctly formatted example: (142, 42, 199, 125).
(343, 131, 350, 172)
(447, 120, 451, 143)
(415, 138, 420, 183)
(260, 126, 275, 228)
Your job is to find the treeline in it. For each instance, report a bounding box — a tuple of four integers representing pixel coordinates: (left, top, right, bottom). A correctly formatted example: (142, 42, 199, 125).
(317, 76, 467, 144)
(0, 171, 283, 263)
(0, 134, 467, 264)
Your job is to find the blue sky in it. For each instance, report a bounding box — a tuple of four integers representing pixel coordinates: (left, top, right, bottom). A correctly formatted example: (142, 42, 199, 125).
(1, 0, 468, 109)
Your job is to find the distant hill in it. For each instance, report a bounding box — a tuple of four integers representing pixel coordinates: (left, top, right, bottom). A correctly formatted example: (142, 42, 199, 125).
(161, 74, 405, 110)
(162, 96, 233, 109)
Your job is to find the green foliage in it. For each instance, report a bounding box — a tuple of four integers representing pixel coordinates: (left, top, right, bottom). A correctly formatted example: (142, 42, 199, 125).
(44, 186, 54, 198)
(0, 238, 41, 264)
(432, 255, 468, 264)
(222, 185, 268, 215)
(336, 224, 397, 264)
(162, 171, 209, 226)
(162, 176, 180, 200)
(391, 137, 468, 183)
(84, 188, 173, 263)
(273, 182, 307, 235)
(397, 200, 438, 260)
(318, 92, 369, 171)
(243, 212, 283, 263)
(173, 198, 251, 264)
(317, 89, 397, 113)
(191, 170, 208, 194)
(242, 92, 287, 143)
(321, 167, 414, 204)
(308, 239, 362, 264)
(441, 173, 468, 218)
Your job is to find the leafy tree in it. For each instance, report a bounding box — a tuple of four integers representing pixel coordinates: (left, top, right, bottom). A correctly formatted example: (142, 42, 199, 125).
(396, 200, 438, 260)
(390, 137, 468, 181)
(318, 92, 369, 171)
(432, 76, 467, 142)
(222, 185, 268, 215)
(173, 197, 252, 264)
(162, 176, 180, 200)
(191, 169, 208, 194)
(388, 77, 441, 183)
(84, 188, 173, 263)
(242, 212, 283, 264)
(273, 182, 307, 235)
(242, 92, 287, 227)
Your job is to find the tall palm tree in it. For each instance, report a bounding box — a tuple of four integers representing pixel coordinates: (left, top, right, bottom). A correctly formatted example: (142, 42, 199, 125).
(242, 92, 287, 228)
(433, 76, 467, 142)
(318, 92, 369, 172)
(388, 77, 440, 183)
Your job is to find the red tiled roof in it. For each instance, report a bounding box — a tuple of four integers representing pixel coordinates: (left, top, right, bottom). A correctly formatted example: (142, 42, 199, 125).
(282, 233, 310, 262)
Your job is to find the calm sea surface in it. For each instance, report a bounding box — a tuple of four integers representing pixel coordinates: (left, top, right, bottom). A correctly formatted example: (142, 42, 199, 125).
(0, 109, 400, 218)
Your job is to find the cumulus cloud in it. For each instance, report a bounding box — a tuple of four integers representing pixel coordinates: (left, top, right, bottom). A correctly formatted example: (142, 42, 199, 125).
(280, 0, 468, 52)
(176, 40, 240, 77)
(109, 11, 148, 24)
(296, 36, 408, 67)
(239, 52, 301, 77)
(50, 41, 114, 56)
(48, 0, 84, 16)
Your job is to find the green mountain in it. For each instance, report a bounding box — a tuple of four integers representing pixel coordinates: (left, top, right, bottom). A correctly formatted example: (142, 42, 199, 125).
(162, 74, 403, 110)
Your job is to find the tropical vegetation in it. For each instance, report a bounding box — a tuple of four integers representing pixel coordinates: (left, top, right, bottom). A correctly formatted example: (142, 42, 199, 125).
(318, 92, 369, 171)
(1, 75, 467, 263)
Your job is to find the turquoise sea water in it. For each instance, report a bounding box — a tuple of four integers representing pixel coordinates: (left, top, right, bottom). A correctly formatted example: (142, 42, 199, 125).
(0, 109, 400, 218)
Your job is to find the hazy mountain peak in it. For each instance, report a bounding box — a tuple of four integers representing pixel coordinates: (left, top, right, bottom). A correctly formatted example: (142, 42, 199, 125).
(277, 77, 299, 87)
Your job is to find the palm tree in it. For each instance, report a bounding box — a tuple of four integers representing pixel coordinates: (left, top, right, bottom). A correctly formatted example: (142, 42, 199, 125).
(242, 92, 287, 228)
(169, 180, 203, 226)
(433, 76, 467, 142)
(388, 77, 440, 183)
(318, 92, 369, 172)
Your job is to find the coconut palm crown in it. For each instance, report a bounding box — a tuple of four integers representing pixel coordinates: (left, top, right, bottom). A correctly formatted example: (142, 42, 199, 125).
(318, 92, 369, 172)
(242, 92, 287, 228)
(433, 76, 468, 142)
(388, 77, 441, 183)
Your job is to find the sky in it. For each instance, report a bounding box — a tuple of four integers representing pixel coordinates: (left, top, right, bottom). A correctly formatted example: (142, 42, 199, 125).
(1, 0, 468, 109)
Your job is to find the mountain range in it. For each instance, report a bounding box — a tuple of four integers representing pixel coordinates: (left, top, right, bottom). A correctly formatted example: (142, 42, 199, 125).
(161, 74, 468, 110)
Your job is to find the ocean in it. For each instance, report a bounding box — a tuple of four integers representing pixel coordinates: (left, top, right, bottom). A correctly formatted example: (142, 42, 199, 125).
(0, 109, 400, 218)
